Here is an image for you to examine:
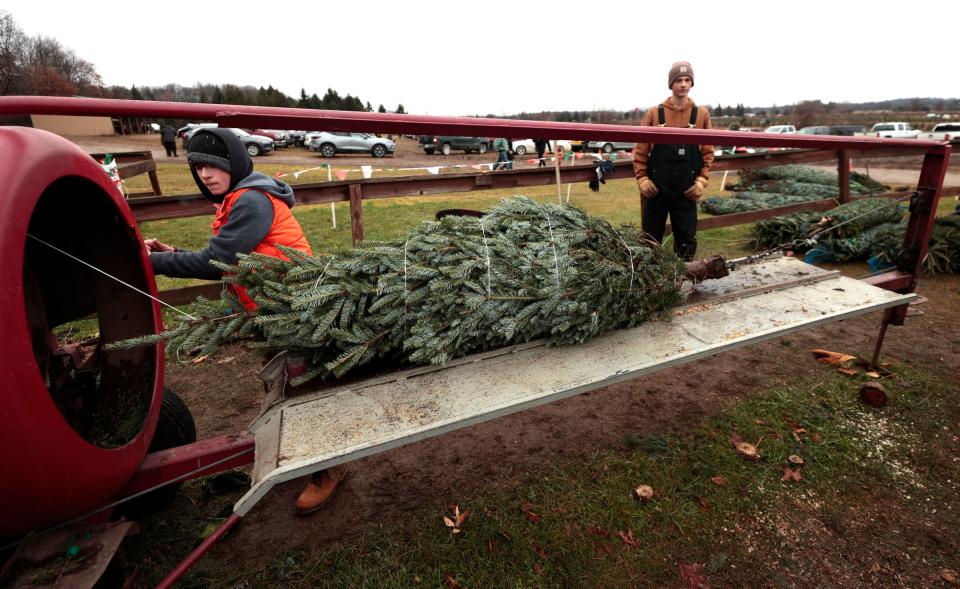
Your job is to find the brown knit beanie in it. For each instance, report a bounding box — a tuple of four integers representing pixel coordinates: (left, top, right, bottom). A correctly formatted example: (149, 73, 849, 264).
(668, 61, 694, 89)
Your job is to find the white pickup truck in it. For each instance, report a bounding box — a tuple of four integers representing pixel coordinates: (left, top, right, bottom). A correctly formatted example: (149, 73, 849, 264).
(860, 122, 920, 139)
(917, 123, 960, 144)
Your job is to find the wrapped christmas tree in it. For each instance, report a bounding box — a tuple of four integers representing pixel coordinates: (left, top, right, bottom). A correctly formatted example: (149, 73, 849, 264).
(118, 197, 688, 383)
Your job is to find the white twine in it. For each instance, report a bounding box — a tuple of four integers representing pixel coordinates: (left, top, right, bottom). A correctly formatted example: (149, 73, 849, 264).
(313, 256, 335, 289)
(403, 236, 410, 337)
(543, 210, 562, 295)
(608, 226, 636, 293)
(27, 234, 197, 320)
(478, 219, 492, 298)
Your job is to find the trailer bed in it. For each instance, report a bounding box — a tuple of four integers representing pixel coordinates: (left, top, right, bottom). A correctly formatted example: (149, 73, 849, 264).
(235, 256, 914, 515)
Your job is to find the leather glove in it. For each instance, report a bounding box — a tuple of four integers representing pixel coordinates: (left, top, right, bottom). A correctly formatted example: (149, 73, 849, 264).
(639, 177, 658, 199)
(684, 177, 708, 201)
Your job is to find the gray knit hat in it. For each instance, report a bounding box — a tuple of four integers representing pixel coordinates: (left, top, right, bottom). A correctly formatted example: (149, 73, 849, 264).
(668, 61, 694, 89)
(187, 131, 231, 173)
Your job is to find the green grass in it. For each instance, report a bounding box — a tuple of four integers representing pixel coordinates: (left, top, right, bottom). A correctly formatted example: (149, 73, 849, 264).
(124, 365, 960, 587)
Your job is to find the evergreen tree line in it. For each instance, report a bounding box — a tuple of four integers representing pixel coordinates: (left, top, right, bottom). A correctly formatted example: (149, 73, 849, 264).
(0, 10, 406, 114)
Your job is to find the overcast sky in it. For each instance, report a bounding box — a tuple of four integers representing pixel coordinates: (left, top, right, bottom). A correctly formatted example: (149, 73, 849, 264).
(7, 0, 958, 116)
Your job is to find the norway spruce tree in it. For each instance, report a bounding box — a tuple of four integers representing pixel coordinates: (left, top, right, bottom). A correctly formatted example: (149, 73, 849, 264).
(117, 197, 687, 383)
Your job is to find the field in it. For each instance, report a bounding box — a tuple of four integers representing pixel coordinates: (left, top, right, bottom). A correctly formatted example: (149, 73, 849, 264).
(52, 133, 960, 587)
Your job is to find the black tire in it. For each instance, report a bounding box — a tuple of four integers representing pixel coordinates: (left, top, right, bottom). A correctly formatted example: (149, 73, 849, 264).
(246, 143, 261, 157)
(149, 387, 197, 452)
(441, 142, 452, 156)
(515, 145, 527, 156)
(478, 142, 488, 154)
(371, 144, 387, 158)
(320, 143, 337, 158)
(424, 148, 435, 155)
(602, 143, 614, 154)
(115, 388, 196, 517)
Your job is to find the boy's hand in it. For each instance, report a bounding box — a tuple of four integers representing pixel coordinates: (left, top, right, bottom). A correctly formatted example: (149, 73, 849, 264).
(684, 177, 708, 201)
(144, 238, 175, 253)
(639, 177, 658, 199)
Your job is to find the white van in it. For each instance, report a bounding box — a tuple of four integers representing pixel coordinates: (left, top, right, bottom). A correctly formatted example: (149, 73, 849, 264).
(764, 125, 797, 134)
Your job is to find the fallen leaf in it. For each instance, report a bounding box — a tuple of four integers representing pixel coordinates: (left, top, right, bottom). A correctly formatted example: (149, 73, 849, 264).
(942, 568, 958, 584)
(190, 354, 209, 364)
(865, 370, 881, 378)
(443, 505, 469, 534)
(531, 543, 547, 559)
(788, 455, 805, 468)
(616, 529, 641, 548)
(710, 476, 727, 487)
(487, 539, 494, 555)
(678, 560, 710, 589)
(810, 432, 822, 444)
(735, 442, 760, 461)
(532, 563, 544, 575)
(698, 496, 709, 512)
(781, 467, 802, 482)
(632, 484, 655, 502)
(594, 542, 613, 559)
(587, 526, 611, 538)
(837, 367, 858, 377)
(444, 575, 462, 588)
(216, 355, 235, 364)
(521, 502, 541, 523)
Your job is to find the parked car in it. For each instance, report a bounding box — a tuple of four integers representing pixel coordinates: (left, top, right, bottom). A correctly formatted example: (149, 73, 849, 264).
(798, 126, 833, 135)
(829, 125, 866, 137)
(585, 140, 635, 154)
(181, 127, 273, 156)
(863, 122, 919, 139)
(510, 139, 573, 156)
(570, 140, 589, 152)
(763, 125, 797, 134)
(286, 130, 308, 147)
(247, 129, 288, 148)
(177, 122, 217, 139)
(917, 123, 960, 144)
(309, 132, 395, 158)
(418, 135, 490, 155)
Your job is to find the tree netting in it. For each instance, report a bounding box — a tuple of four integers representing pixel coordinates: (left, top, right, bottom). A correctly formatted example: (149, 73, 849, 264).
(114, 197, 688, 382)
(874, 215, 960, 274)
(748, 198, 904, 252)
(701, 165, 888, 216)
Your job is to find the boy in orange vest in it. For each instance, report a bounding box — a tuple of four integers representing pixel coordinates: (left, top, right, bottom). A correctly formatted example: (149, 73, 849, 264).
(145, 127, 347, 514)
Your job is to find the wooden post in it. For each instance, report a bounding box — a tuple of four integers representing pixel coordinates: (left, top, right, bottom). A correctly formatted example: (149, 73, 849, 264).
(554, 146, 563, 204)
(327, 165, 336, 229)
(146, 151, 163, 196)
(349, 183, 363, 245)
(838, 149, 851, 203)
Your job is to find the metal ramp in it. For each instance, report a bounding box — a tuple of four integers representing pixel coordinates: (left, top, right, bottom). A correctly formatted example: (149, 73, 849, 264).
(235, 256, 915, 515)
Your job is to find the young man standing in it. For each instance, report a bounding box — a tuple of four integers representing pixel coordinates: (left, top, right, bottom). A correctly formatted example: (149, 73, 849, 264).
(145, 128, 347, 514)
(632, 61, 714, 261)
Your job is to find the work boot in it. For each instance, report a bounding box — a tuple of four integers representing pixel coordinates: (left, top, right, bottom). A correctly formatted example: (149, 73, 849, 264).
(294, 465, 349, 515)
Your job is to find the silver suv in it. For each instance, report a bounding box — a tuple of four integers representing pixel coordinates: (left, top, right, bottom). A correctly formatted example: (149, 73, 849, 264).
(308, 132, 396, 158)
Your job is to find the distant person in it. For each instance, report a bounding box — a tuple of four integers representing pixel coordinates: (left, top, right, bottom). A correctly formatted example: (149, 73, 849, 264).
(632, 61, 714, 261)
(160, 123, 178, 157)
(534, 138, 550, 167)
(144, 128, 347, 515)
(492, 137, 513, 170)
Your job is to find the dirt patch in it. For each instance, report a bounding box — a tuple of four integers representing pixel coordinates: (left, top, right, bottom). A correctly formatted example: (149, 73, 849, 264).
(163, 272, 960, 572)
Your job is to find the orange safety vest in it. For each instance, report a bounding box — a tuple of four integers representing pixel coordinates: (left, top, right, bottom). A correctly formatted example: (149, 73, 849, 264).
(211, 188, 313, 310)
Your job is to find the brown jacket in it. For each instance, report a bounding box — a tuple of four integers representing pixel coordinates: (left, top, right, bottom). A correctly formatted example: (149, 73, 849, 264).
(633, 97, 714, 185)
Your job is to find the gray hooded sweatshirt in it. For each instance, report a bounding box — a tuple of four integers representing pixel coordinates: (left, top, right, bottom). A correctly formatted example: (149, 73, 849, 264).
(149, 171, 297, 280)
